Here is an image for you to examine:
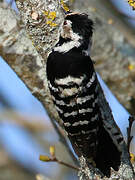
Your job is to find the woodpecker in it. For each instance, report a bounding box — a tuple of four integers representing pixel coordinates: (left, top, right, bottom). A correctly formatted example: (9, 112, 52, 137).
(46, 12, 124, 177)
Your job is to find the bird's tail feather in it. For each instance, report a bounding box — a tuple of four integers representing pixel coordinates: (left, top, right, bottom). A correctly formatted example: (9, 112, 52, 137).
(94, 125, 121, 177)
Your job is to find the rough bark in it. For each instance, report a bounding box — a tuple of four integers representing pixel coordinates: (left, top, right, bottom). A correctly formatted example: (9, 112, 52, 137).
(0, 2, 63, 126)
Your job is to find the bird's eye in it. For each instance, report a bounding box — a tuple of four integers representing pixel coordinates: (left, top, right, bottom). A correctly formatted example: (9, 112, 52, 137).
(64, 20, 67, 25)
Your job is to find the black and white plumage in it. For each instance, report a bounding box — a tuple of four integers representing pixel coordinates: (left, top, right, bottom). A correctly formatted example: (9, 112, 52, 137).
(46, 13, 124, 177)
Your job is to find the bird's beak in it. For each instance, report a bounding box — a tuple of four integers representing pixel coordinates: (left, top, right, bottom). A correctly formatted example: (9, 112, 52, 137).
(64, 10, 72, 15)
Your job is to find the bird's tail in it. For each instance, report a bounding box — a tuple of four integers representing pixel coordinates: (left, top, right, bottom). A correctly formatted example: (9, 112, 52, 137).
(94, 124, 122, 177)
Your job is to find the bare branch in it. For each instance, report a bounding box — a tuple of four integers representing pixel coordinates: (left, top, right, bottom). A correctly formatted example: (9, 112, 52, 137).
(36, 174, 53, 180)
(0, 0, 78, 167)
(39, 145, 79, 171)
(0, 2, 62, 126)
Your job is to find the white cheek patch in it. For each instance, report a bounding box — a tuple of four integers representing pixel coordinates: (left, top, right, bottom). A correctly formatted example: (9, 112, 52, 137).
(66, 20, 72, 26)
(60, 20, 72, 39)
(54, 20, 82, 53)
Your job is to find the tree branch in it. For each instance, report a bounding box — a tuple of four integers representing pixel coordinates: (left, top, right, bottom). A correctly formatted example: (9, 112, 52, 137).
(0, 0, 77, 166)
(0, 1, 63, 126)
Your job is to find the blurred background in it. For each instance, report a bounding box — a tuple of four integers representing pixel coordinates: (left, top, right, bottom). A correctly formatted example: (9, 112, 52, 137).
(0, 0, 135, 179)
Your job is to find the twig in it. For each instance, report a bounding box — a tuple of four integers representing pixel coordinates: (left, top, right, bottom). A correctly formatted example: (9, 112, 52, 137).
(52, 157, 79, 171)
(39, 146, 79, 171)
(36, 174, 52, 180)
(127, 116, 135, 153)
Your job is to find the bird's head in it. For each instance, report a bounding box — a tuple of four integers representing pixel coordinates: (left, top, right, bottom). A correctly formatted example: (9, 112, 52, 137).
(60, 13, 93, 42)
